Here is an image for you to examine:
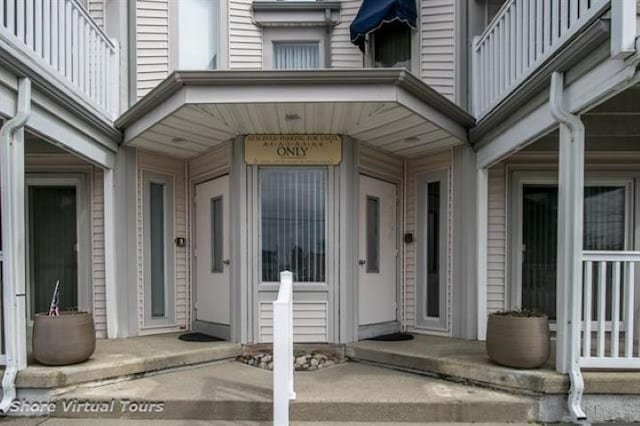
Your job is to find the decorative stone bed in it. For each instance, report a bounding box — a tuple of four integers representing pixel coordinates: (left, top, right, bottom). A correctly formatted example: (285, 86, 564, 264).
(237, 345, 346, 372)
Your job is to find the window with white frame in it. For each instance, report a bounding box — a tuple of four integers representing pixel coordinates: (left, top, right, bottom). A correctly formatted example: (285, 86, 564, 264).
(178, 0, 219, 69)
(143, 172, 175, 325)
(263, 27, 326, 69)
(416, 170, 448, 330)
(260, 168, 327, 283)
(273, 42, 320, 70)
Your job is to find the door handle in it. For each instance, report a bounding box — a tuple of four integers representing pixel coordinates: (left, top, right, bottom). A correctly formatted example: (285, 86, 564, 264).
(223, 259, 231, 265)
(358, 259, 366, 265)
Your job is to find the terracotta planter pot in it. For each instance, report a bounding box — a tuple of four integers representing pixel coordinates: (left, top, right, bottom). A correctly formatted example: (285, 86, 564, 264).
(33, 311, 96, 366)
(486, 313, 550, 369)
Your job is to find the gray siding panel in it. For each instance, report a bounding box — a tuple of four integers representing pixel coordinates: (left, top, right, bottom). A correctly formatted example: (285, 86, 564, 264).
(229, 0, 263, 68)
(331, 0, 362, 68)
(421, 0, 456, 100)
(136, 0, 170, 99)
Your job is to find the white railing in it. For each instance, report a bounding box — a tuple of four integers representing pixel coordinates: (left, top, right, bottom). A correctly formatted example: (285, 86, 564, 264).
(273, 270, 295, 426)
(472, 0, 610, 118)
(580, 251, 640, 369)
(0, 0, 119, 118)
(0, 251, 4, 365)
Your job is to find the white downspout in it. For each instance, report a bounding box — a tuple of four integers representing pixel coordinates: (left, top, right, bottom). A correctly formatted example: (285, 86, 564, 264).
(549, 71, 587, 422)
(0, 78, 31, 412)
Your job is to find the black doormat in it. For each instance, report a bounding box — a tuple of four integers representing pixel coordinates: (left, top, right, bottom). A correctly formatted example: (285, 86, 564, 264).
(178, 332, 224, 342)
(366, 332, 414, 342)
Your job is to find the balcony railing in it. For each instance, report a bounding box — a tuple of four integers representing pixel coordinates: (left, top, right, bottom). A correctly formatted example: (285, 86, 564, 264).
(472, 0, 610, 118)
(0, 0, 119, 118)
(581, 251, 640, 368)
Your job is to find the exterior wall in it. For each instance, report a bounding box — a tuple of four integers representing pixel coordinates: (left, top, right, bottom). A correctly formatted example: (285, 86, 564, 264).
(487, 162, 507, 314)
(188, 142, 232, 182)
(135, 0, 170, 99)
(486, 150, 640, 314)
(404, 149, 453, 334)
(88, 0, 105, 29)
(420, 0, 456, 100)
(24, 153, 107, 338)
(137, 150, 188, 333)
(229, 0, 263, 69)
(330, 0, 362, 68)
(91, 168, 107, 338)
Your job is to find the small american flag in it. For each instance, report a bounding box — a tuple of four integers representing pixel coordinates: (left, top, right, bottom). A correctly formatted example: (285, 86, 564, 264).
(48, 281, 60, 317)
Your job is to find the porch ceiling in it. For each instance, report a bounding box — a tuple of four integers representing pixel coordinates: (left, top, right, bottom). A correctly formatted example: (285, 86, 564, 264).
(115, 70, 475, 159)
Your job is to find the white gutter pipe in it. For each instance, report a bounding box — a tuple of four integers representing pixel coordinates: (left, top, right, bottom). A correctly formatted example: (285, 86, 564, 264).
(0, 77, 31, 413)
(549, 71, 587, 422)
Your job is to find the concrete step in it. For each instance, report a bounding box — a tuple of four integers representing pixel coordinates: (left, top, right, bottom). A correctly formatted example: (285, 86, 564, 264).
(16, 333, 242, 390)
(346, 335, 640, 397)
(48, 361, 538, 423)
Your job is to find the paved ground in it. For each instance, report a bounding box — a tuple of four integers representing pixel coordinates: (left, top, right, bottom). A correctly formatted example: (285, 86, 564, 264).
(0, 420, 539, 425)
(43, 361, 535, 422)
(16, 333, 241, 388)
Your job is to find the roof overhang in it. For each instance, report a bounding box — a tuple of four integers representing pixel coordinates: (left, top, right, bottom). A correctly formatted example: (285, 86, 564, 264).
(115, 69, 474, 159)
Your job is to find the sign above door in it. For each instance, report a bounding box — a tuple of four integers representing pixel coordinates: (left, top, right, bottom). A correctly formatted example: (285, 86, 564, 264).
(244, 135, 342, 165)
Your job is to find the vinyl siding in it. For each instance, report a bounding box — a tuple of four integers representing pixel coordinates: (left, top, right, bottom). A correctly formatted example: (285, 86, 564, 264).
(404, 149, 452, 334)
(487, 163, 507, 313)
(88, 0, 105, 29)
(420, 0, 456, 100)
(135, 0, 170, 99)
(259, 302, 328, 343)
(358, 143, 404, 180)
(92, 168, 107, 337)
(137, 150, 188, 332)
(229, 0, 262, 69)
(188, 142, 232, 181)
(330, 0, 362, 68)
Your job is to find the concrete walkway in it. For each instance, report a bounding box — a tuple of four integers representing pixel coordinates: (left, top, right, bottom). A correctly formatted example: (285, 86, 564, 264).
(45, 361, 536, 423)
(347, 334, 640, 394)
(16, 333, 241, 389)
(0, 420, 536, 425)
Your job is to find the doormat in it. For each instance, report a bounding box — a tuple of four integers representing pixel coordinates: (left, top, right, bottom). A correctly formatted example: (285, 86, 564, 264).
(178, 332, 224, 342)
(366, 332, 414, 342)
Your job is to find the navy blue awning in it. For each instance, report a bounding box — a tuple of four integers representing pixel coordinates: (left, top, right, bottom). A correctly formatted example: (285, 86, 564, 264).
(350, 0, 417, 52)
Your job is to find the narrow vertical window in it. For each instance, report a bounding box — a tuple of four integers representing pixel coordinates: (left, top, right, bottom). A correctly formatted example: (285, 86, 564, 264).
(426, 182, 440, 318)
(149, 182, 166, 318)
(366, 196, 380, 273)
(417, 170, 447, 330)
(179, 0, 219, 69)
(211, 196, 223, 273)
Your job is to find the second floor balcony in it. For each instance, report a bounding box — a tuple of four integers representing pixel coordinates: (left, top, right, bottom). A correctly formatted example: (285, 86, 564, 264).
(0, 0, 119, 119)
(472, 0, 624, 120)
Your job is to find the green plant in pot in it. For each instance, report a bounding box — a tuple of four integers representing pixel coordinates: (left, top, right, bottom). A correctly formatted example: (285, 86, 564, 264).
(32, 281, 96, 366)
(486, 308, 550, 369)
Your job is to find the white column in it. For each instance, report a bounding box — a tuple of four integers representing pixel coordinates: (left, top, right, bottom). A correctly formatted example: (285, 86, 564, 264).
(551, 72, 585, 375)
(476, 167, 489, 340)
(103, 167, 119, 338)
(0, 78, 31, 411)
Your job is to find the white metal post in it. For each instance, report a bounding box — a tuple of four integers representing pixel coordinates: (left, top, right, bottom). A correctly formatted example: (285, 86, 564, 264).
(104, 168, 118, 338)
(476, 167, 489, 340)
(0, 78, 31, 412)
(273, 270, 295, 426)
(550, 72, 586, 421)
